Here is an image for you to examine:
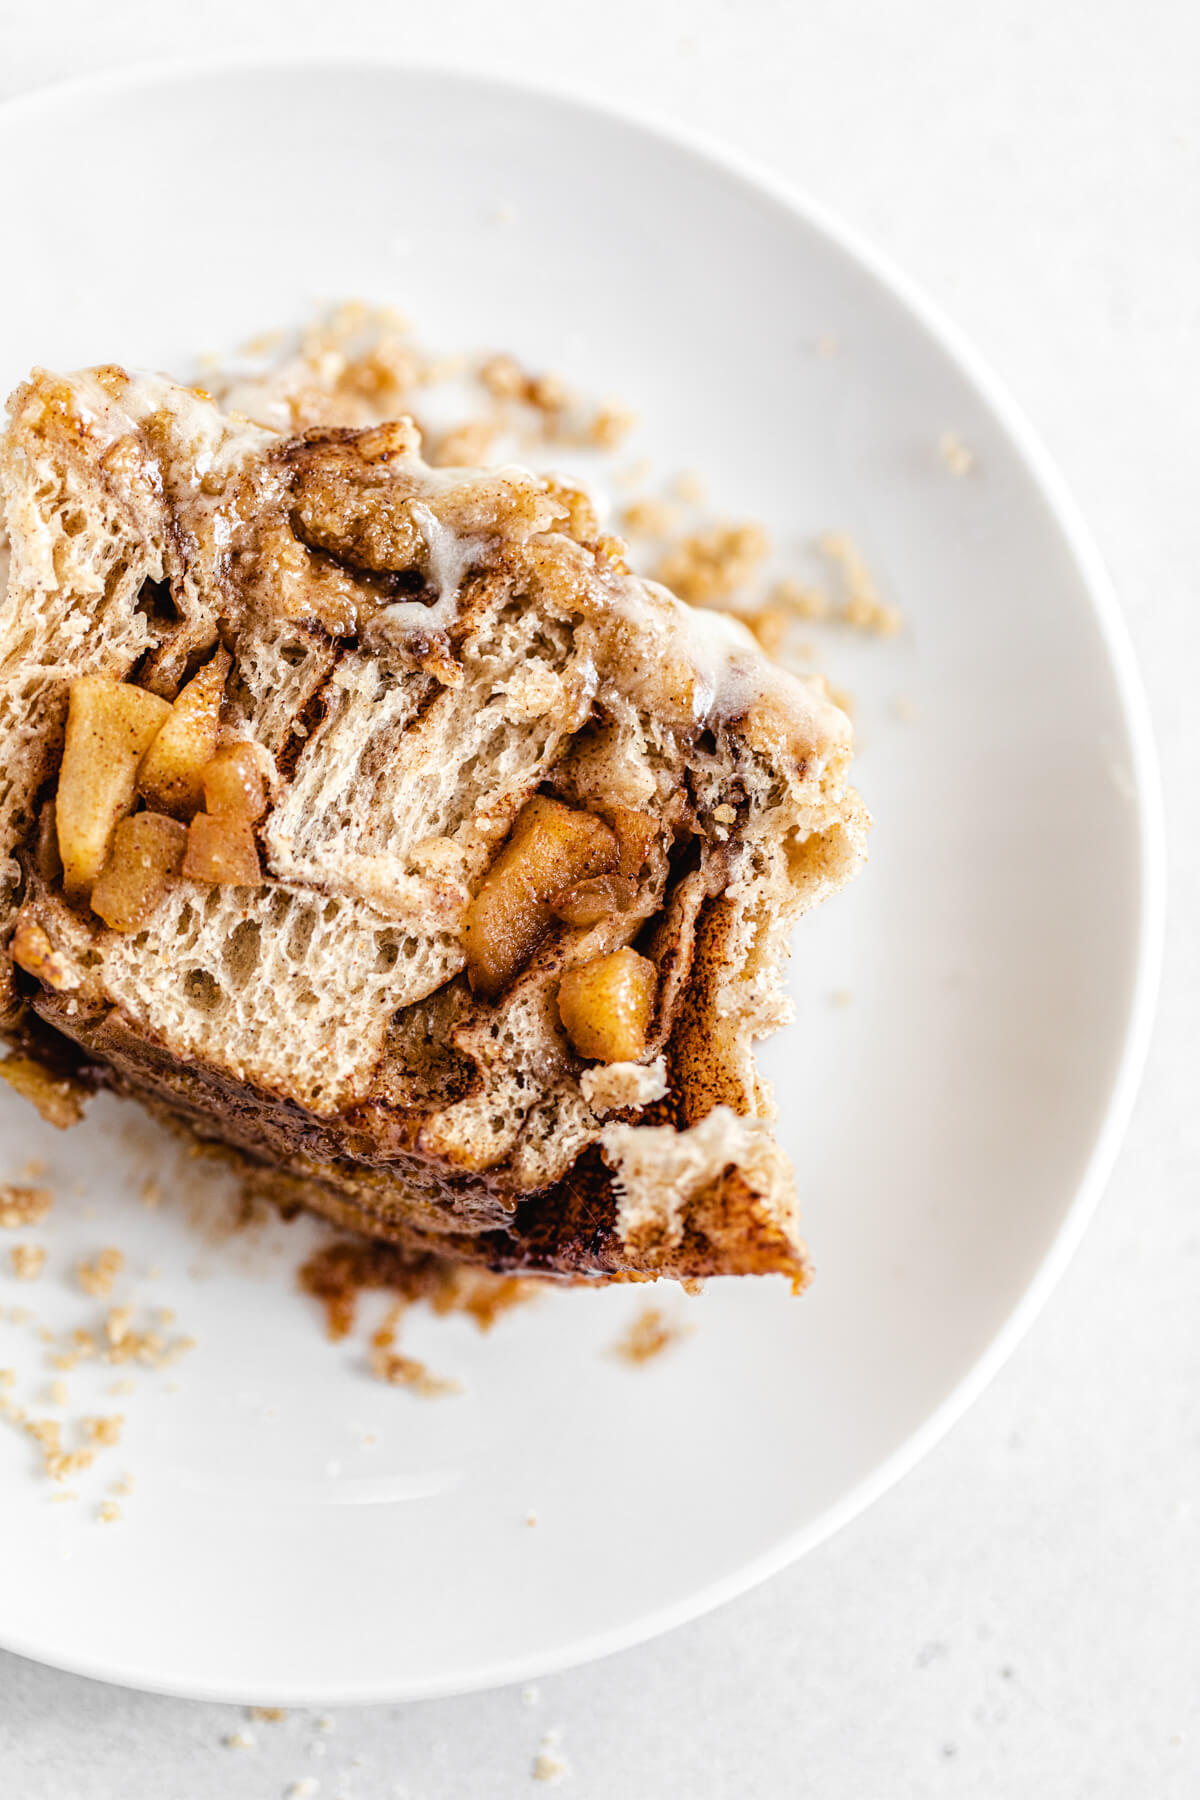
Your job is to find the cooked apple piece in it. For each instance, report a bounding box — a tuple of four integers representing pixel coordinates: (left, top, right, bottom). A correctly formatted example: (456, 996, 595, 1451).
(182, 813, 261, 886)
(612, 807, 659, 877)
(11, 917, 74, 990)
(201, 742, 267, 820)
(557, 947, 658, 1063)
(137, 647, 232, 817)
(56, 677, 171, 904)
(551, 873, 638, 928)
(90, 812, 187, 932)
(465, 796, 618, 1000)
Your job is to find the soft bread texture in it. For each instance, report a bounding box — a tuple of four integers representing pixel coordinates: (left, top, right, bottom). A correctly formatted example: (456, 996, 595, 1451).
(0, 365, 868, 1281)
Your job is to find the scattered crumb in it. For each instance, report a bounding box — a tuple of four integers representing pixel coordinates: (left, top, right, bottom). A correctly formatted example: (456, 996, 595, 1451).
(829, 988, 854, 1008)
(938, 429, 975, 476)
(369, 1307, 461, 1397)
(670, 469, 706, 505)
(769, 575, 831, 621)
(50, 1488, 78, 1503)
(225, 1729, 257, 1750)
(315, 1715, 336, 1734)
(611, 1303, 694, 1366)
(287, 1782, 320, 1799)
(813, 333, 841, 358)
(525, 1510, 539, 1528)
(616, 457, 653, 490)
(431, 418, 497, 468)
(109, 1472, 136, 1497)
(10, 1244, 46, 1281)
(892, 695, 920, 723)
(589, 402, 636, 449)
(522, 1684, 541, 1707)
(249, 1705, 288, 1722)
(108, 1377, 137, 1396)
(97, 1499, 122, 1524)
(139, 1177, 161, 1209)
(620, 497, 678, 538)
(0, 1057, 86, 1128)
(299, 1237, 535, 1341)
(83, 1414, 123, 1447)
(47, 1379, 68, 1408)
(655, 522, 770, 606)
(101, 1304, 194, 1367)
(78, 1248, 124, 1297)
(742, 604, 791, 657)
(818, 532, 903, 636)
(532, 1732, 570, 1784)
(0, 1185, 53, 1228)
(18, 1157, 48, 1181)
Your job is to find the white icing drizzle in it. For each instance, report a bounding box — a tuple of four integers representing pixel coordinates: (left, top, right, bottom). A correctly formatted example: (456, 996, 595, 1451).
(372, 500, 486, 634)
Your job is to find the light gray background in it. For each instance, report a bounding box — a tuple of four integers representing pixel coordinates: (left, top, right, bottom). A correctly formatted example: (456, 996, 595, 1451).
(0, 2, 1195, 1795)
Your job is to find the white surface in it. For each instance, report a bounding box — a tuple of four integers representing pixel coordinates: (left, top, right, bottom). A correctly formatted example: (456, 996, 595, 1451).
(0, 0, 1195, 1791)
(0, 59, 1160, 1706)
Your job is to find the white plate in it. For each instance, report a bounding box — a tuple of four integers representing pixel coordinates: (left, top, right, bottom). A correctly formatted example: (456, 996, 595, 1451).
(0, 59, 1163, 1703)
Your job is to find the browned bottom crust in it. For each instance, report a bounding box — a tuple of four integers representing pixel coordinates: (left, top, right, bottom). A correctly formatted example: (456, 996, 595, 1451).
(18, 989, 809, 1286)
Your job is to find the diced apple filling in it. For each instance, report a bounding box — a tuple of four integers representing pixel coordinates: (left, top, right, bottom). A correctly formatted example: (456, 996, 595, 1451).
(137, 647, 231, 817)
(90, 813, 187, 932)
(55, 677, 171, 904)
(557, 946, 658, 1063)
(464, 796, 618, 1000)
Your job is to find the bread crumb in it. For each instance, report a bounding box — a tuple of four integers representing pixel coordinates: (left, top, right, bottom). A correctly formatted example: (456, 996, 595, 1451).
(893, 695, 920, 723)
(0, 1185, 53, 1228)
(589, 403, 636, 449)
(10, 1244, 46, 1281)
(84, 1414, 123, 1446)
(0, 1057, 86, 1128)
(47, 1379, 68, 1407)
(611, 1303, 693, 1365)
(615, 457, 653, 490)
(580, 1056, 669, 1115)
(139, 1178, 161, 1209)
(522, 1684, 541, 1707)
(769, 576, 831, 622)
(656, 522, 769, 607)
(369, 1307, 461, 1397)
(938, 429, 975, 475)
(78, 1248, 124, 1297)
(299, 1237, 535, 1340)
(742, 604, 791, 657)
(97, 1499, 122, 1524)
(110, 1472, 136, 1497)
(829, 988, 854, 1008)
(287, 1782, 319, 1799)
(431, 418, 497, 468)
(670, 469, 706, 505)
(249, 1705, 288, 1722)
(525, 1510, 539, 1527)
(479, 353, 526, 401)
(532, 1733, 570, 1784)
(818, 533, 902, 636)
(315, 1715, 336, 1734)
(224, 1728, 257, 1749)
(620, 498, 677, 538)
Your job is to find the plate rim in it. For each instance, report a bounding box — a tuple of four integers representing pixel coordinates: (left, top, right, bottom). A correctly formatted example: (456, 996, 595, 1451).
(0, 51, 1167, 1704)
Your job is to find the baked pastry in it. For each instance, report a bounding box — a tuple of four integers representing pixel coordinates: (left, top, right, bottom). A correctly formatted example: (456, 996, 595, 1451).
(0, 364, 867, 1283)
